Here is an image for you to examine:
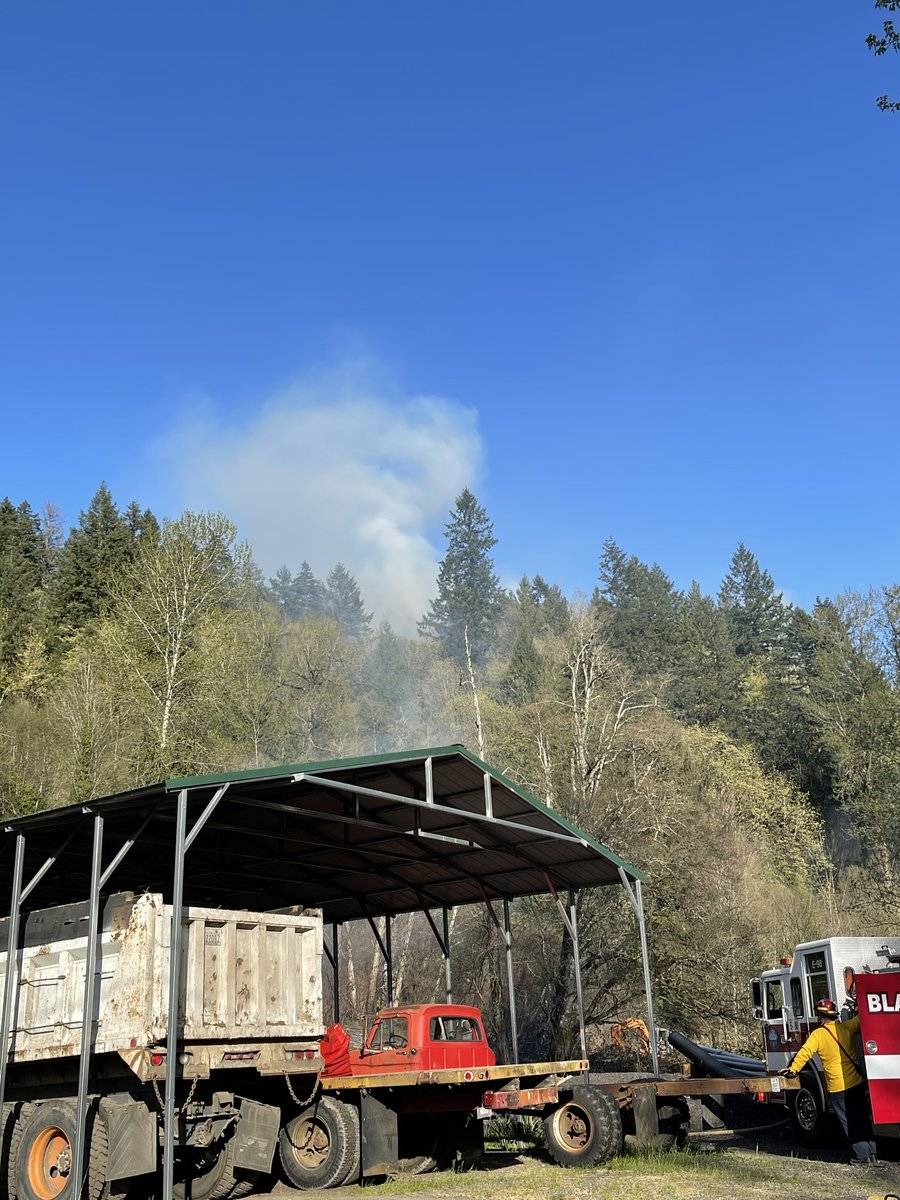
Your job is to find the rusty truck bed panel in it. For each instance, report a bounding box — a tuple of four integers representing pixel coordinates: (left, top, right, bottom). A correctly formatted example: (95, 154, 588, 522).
(0, 892, 324, 1064)
(321, 1058, 587, 1090)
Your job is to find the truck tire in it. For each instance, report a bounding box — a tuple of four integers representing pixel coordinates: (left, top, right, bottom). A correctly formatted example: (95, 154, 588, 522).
(278, 1096, 360, 1190)
(174, 1134, 263, 1200)
(790, 1084, 823, 1144)
(543, 1086, 623, 1168)
(13, 1099, 108, 1200)
(5, 1102, 35, 1200)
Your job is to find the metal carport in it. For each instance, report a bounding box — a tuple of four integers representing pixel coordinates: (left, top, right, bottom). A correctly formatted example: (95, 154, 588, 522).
(0, 744, 656, 1198)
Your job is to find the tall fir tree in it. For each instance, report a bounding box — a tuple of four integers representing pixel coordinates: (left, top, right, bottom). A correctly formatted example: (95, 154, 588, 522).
(501, 575, 570, 702)
(293, 562, 327, 619)
(718, 543, 789, 657)
(595, 538, 685, 677)
(670, 582, 741, 724)
(325, 563, 372, 638)
(0, 498, 44, 668)
(418, 488, 505, 667)
(48, 484, 138, 640)
(268, 566, 297, 618)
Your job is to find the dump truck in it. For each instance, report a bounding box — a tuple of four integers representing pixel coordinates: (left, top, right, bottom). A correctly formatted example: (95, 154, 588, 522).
(0, 891, 324, 1199)
(751, 936, 900, 1144)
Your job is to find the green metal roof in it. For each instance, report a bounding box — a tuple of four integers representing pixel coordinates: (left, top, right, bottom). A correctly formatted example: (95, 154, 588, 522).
(3, 745, 643, 918)
(166, 743, 640, 880)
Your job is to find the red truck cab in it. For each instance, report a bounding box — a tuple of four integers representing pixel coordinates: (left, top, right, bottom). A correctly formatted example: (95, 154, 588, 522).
(349, 1004, 497, 1074)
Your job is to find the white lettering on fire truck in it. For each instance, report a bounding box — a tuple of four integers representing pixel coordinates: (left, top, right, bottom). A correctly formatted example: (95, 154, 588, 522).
(866, 993, 900, 1014)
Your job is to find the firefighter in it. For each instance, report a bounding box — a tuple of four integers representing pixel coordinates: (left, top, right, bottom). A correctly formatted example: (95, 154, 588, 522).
(782, 997, 877, 1164)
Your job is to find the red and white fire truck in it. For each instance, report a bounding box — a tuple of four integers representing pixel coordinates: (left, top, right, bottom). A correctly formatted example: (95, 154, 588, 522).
(752, 937, 900, 1142)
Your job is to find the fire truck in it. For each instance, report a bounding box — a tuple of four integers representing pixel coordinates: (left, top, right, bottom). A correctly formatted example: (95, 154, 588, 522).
(752, 937, 900, 1143)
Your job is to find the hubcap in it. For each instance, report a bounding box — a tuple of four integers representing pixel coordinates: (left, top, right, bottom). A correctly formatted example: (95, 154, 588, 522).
(27, 1126, 72, 1200)
(289, 1117, 331, 1169)
(554, 1103, 592, 1153)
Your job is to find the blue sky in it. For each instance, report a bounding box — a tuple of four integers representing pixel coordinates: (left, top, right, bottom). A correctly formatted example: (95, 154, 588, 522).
(2, 1, 898, 618)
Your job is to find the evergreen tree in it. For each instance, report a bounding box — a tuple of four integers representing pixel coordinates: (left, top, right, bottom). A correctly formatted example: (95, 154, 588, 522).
(48, 484, 135, 639)
(418, 489, 505, 666)
(595, 538, 685, 677)
(0, 498, 44, 668)
(123, 500, 160, 545)
(268, 566, 297, 618)
(325, 563, 372, 638)
(502, 575, 570, 702)
(718, 543, 789, 657)
(670, 582, 741, 724)
(293, 562, 327, 619)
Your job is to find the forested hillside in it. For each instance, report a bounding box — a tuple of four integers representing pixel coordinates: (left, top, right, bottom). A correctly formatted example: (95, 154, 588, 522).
(1, 484, 897, 1057)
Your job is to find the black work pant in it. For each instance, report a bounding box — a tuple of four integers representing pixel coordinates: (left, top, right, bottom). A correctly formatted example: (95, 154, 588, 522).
(830, 1083, 876, 1162)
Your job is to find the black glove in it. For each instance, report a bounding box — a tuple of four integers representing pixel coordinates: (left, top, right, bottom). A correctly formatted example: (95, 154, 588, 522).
(779, 1068, 797, 1079)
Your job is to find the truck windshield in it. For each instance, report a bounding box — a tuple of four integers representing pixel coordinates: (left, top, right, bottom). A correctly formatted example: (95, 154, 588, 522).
(764, 980, 784, 1020)
(368, 1017, 408, 1050)
(430, 1016, 481, 1042)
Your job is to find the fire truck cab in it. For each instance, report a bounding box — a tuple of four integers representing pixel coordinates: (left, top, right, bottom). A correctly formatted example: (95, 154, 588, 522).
(751, 937, 900, 1141)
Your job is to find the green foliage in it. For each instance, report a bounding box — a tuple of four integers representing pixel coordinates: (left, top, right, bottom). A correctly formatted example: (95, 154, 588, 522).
(0, 498, 44, 671)
(595, 538, 685, 677)
(1, 481, 899, 1055)
(325, 563, 372, 638)
(719, 543, 789, 657)
(867, 0, 900, 111)
(418, 488, 505, 666)
(47, 484, 142, 644)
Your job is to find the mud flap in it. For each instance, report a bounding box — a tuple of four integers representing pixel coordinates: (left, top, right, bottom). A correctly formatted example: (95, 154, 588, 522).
(360, 1091, 399, 1176)
(102, 1098, 157, 1181)
(232, 1097, 280, 1173)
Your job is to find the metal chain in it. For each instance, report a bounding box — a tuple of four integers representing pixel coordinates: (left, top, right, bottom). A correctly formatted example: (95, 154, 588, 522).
(284, 1071, 321, 1108)
(152, 1074, 199, 1116)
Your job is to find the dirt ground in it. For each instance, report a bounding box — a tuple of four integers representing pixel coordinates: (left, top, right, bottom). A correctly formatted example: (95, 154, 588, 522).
(249, 1125, 900, 1200)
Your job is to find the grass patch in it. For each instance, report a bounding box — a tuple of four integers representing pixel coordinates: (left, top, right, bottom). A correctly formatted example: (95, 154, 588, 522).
(608, 1145, 773, 1183)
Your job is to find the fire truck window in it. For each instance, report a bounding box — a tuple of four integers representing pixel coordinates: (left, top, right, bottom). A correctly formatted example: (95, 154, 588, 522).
(804, 952, 830, 1012)
(791, 977, 803, 1018)
(430, 1016, 481, 1042)
(369, 1017, 408, 1050)
(764, 980, 784, 1019)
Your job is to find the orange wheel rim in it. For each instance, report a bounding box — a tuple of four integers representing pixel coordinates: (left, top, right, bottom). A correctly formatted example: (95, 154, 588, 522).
(27, 1126, 72, 1199)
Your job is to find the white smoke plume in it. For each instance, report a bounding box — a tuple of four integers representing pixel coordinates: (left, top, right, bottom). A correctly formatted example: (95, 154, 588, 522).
(165, 363, 483, 631)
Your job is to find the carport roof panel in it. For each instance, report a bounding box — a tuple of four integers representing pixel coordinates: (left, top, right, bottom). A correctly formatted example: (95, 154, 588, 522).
(166, 744, 639, 877)
(2, 746, 643, 917)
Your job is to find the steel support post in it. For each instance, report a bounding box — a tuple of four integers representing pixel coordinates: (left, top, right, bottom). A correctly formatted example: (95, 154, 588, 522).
(385, 914, 394, 1006)
(331, 923, 340, 1024)
(162, 789, 188, 1200)
(635, 880, 660, 1077)
(502, 898, 519, 1063)
(73, 813, 104, 1199)
(0, 832, 26, 1117)
(442, 907, 453, 1003)
(569, 893, 588, 1063)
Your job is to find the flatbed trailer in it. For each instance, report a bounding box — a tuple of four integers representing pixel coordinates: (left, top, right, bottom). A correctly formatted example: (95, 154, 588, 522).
(315, 1064, 797, 1183)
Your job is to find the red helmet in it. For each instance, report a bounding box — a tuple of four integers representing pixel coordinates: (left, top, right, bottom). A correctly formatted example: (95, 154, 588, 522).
(815, 997, 838, 1019)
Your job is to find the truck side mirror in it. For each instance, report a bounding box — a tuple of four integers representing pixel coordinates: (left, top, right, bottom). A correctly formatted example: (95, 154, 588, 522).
(752, 1005, 763, 1021)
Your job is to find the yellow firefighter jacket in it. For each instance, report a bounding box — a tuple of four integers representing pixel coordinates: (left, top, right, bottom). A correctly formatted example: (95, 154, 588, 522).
(790, 1015, 863, 1093)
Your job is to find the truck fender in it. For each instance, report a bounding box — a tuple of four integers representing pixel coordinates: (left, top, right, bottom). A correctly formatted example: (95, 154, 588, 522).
(231, 1097, 281, 1174)
(100, 1097, 156, 1182)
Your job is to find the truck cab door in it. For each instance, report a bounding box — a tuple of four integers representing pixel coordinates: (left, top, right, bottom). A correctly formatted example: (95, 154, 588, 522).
(761, 971, 794, 1070)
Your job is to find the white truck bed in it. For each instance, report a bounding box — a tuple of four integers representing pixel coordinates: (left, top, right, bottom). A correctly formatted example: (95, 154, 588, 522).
(0, 892, 323, 1065)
